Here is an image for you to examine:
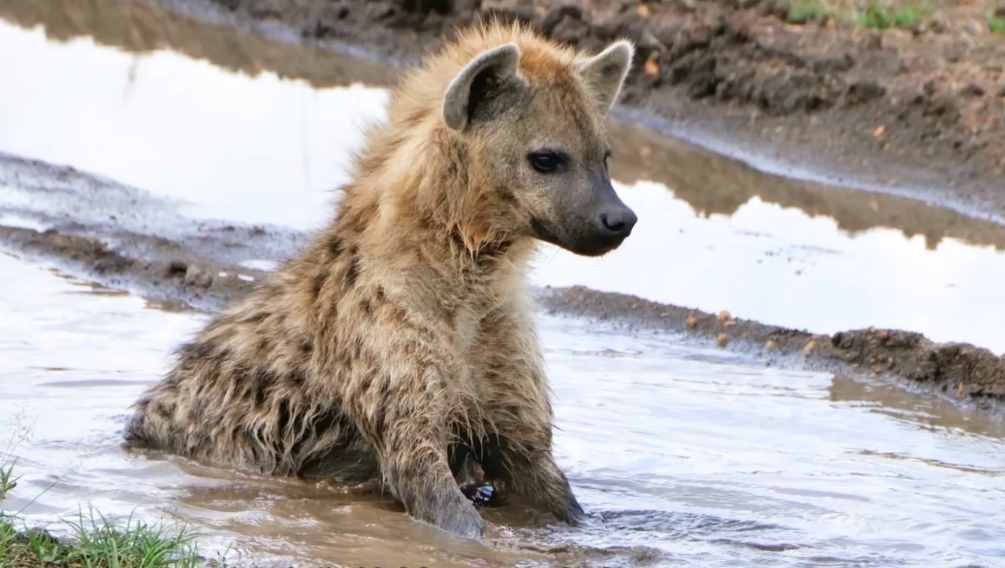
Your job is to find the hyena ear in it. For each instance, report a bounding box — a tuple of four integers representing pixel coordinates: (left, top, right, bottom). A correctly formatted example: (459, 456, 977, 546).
(443, 43, 522, 131)
(577, 40, 634, 113)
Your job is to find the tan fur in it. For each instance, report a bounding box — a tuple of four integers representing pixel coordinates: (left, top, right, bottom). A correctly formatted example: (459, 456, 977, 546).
(126, 23, 631, 537)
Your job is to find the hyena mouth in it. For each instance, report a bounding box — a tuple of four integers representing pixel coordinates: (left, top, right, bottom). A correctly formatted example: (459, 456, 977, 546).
(530, 216, 562, 247)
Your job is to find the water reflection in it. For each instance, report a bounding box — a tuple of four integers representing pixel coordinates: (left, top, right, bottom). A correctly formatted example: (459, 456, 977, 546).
(0, 21, 385, 228)
(5, 0, 1005, 252)
(532, 184, 1005, 354)
(1, 6, 1004, 353)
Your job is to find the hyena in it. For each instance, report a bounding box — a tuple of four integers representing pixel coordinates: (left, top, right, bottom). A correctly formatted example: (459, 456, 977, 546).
(126, 23, 636, 538)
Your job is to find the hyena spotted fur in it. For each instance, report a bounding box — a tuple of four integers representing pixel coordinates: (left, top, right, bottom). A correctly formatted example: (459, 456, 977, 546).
(126, 23, 637, 538)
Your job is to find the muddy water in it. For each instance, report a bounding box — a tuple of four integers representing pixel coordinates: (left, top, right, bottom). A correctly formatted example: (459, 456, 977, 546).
(3, 252, 1005, 566)
(2, 4, 1005, 567)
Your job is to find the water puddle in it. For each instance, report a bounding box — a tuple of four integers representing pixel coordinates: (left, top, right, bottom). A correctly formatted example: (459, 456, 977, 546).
(2, 252, 1004, 566)
(2, 11, 1004, 353)
(2, 4, 1005, 565)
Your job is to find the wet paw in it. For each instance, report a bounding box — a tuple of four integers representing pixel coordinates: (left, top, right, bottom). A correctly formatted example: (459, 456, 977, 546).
(436, 500, 485, 538)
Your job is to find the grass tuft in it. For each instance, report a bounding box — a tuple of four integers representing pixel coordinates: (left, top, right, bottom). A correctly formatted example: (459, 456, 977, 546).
(1, 457, 201, 567)
(858, 1, 924, 29)
(786, 0, 831, 23)
(0, 463, 16, 501)
(990, 13, 1005, 35)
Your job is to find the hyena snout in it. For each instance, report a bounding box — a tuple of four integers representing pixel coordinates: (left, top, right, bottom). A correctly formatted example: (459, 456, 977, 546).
(597, 200, 637, 240)
(568, 179, 637, 256)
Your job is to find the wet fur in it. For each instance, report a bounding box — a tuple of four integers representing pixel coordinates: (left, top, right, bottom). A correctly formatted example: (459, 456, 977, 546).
(126, 23, 629, 536)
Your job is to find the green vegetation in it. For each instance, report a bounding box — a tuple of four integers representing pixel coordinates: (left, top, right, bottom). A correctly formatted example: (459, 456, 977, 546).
(0, 463, 16, 500)
(1, 455, 200, 567)
(779, 0, 931, 29)
(859, 1, 923, 29)
(786, 0, 832, 23)
(990, 12, 1005, 35)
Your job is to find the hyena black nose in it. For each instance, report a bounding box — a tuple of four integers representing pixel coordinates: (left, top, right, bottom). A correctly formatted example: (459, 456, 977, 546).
(599, 207, 637, 237)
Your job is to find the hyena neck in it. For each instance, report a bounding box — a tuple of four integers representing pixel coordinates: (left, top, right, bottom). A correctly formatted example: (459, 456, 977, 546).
(343, 139, 536, 283)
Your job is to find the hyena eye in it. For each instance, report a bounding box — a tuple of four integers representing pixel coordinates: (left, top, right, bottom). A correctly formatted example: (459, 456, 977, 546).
(527, 151, 567, 174)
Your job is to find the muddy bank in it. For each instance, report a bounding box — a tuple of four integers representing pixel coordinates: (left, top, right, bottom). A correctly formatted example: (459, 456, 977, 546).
(140, 0, 1005, 219)
(3, 154, 1003, 413)
(0, 0, 391, 88)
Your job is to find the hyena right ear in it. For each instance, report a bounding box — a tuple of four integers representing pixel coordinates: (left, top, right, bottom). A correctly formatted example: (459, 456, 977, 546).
(443, 43, 522, 131)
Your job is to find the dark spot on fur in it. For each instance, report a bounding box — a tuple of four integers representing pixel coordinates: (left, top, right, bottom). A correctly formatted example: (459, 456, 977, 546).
(289, 371, 306, 387)
(329, 236, 344, 258)
(312, 272, 326, 298)
(277, 400, 292, 438)
(251, 369, 276, 409)
(360, 299, 372, 315)
(498, 188, 517, 204)
(345, 255, 359, 287)
(375, 286, 385, 302)
(155, 402, 174, 420)
(300, 339, 313, 354)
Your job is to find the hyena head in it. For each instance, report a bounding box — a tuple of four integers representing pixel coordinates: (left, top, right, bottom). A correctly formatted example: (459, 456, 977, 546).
(441, 35, 637, 257)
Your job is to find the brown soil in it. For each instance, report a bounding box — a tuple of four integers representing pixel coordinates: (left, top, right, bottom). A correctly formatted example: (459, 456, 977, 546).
(163, 0, 1005, 218)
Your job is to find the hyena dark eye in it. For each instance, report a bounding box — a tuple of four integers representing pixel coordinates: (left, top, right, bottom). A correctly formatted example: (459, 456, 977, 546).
(527, 151, 567, 174)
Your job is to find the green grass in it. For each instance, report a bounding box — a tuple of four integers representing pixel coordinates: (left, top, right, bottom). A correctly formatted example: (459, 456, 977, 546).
(1, 457, 201, 567)
(990, 13, 1005, 35)
(778, 0, 932, 29)
(858, 1, 924, 29)
(0, 463, 16, 501)
(786, 0, 832, 23)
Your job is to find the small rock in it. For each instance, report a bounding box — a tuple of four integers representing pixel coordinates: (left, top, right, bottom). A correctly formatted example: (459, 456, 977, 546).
(644, 55, 661, 77)
(166, 260, 188, 277)
(184, 264, 214, 289)
(765, 339, 778, 351)
(802, 339, 817, 355)
(716, 333, 729, 348)
(687, 313, 698, 329)
(960, 83, 985, 98)
(846, 81, 886, 105)
(718, 310, 732, 323)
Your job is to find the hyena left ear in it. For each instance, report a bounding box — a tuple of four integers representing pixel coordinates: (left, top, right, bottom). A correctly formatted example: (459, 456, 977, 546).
(443, 43, 522, 131)
(577, 40, 635, 113)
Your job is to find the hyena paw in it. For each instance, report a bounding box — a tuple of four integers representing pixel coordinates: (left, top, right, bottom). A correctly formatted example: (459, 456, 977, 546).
(433, 499, 485, 538)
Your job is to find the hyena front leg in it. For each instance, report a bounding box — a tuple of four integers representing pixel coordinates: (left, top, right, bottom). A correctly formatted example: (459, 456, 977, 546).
(379, 411, 484, 537)
(345, 333, 484, 538)
(485, 416, 585, 523)
(475, 309, 584, 523)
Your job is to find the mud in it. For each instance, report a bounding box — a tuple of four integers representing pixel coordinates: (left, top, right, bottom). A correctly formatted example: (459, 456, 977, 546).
(138, 0, 1005, 219)
(0, 154, 302, 311)
(4, 152, 1004, 413)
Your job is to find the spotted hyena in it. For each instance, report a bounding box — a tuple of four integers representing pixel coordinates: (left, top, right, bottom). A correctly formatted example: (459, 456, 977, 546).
(126, 23, 636, 538)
